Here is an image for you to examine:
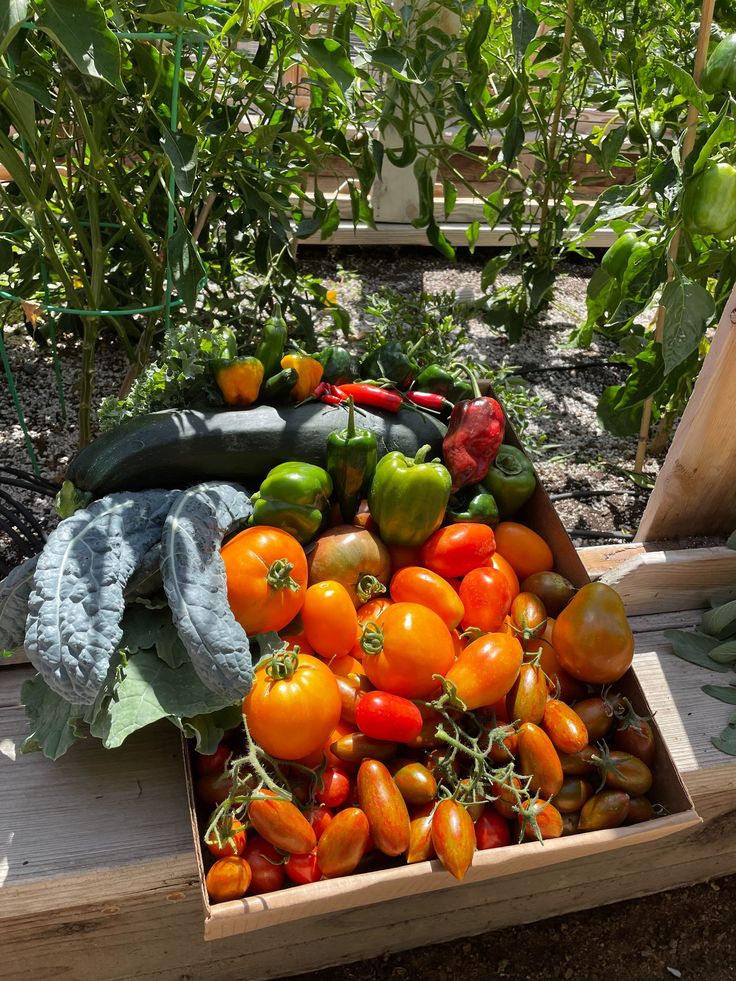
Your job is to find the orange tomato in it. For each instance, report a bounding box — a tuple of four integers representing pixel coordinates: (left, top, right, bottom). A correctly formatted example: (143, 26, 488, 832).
(205, 817, 247, 859)
(279, 632, 314, 655)
(390, 566, 465, 629)
(445, 633, 523, 710)
(493, 522, 554, 582)
(248, 792, 317, 853)
(205, 856, 252, 902)
(243, 650, 341, 760)
(488, 552, 520, 599)
(222, 526, 307, 634)
(302, 580, 359, 658)
(553, 582, 634, 685)
(362, 602, 455, 699)
(542, 699, 589, 754)
(517, 722, 564, 798)
(329, 653, 364, 678)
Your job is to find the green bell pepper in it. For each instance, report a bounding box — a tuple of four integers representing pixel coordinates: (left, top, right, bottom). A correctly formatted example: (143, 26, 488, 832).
(368, 444, 451, 546)
(251, 462, 333, 543)
(360, 341, 417, 389)
(702, 33, 736, 94)
(317, 346, 357, 385)
(326, 398, 378, 523)
(682, 162, 736, 240)
(254, 306, 287, 380)
(446, 487, 499, 526)
(481, 444, 536, 519)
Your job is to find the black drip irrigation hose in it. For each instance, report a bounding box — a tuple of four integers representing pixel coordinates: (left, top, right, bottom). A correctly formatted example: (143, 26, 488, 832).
(514, 359, 616, 374)
(565, 529, 634, 541)
(549, 489, 640, 501)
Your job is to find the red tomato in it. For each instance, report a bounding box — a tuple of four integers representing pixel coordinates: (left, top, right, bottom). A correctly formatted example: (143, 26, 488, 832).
(355, 690, 423, 742)
(305, 804, 333, 840)
(205, 816, 247, 858)
(445, 633, 523, 710)
(302, 580, 359, 658)
(243, 650, 341, 760)
(431, 799, 476, 880)
(206, 856, 252, 902)
(488, 552, 520, 599)
(387, 543, 423, 571)
(357, 597, 393, 625)
(390, 566, 465, 629)
(357, 759, 411, 856)
(242, 836, 285, 894)
(459, 567, 512, 632)
(421, 523, 496, 578)
(475, 808, 512, 850)
(362, 602, 455, 699)
(285, 849, 322, 885)
(196, 771, 233, 808)
(195, 743, 232, 778)
(494, 522, 554, 582)
(222, 526, 308, 634)
(518, 799, 563, 841)
(317, 807, 371, 878)
(315, 766, 351, 807)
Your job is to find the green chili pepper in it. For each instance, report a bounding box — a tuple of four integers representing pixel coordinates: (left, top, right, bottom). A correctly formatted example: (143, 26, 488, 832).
(251, 462, 333, 543)
(326, 398, 378, 524)
(368, 444, 452, 546)
(481, 444, 536, 519)
(446, 487, 499, 526)
(254, 306, 288, 380)
(414, 364, 472, 402)
(260, 367, 298, 403)
(317, 346, 357, 385)
(360, 341, 418, 389)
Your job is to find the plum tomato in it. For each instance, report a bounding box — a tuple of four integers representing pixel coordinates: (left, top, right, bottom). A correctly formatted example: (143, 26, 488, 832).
(553, 777, 594, 814)
(205, 856, 252, 902)
(390, 566, 465, 629)
(248, 793, 317, 854)
(459, 567, 512, 632)
(356, 597, 393, 626)
(431, 799, 476, 880)
(390, 761, 438, 808)
(510, 592, 547, 639)
(421, 523, 496, 578)
(302, 580, 359, 658)
(357, 759, 411, 856)
(578, 790, 630, 831)
(330, 731, 398, 765)
(355, 690, 423, 742)
(553, 582, 634, 685)
(475, 808, 512, 850)
(598, 750, 653, 796)
(445, 633, 523, 710)
(506, 662, 548, 725)
(305, 804, 333, 840)
(406, 803, 436, 864)
(571, 695, 619, 743)
(493, 522, 553, 582)
(519, 571, 576, 617)
(542, 699, 589, 755)
(488, 551, 520, 599)
(614, 717, 656, 767)
(624, 796, 655, 824)
(518, 799, 563, 841)
(317, 807, 371, 878)
(517, 722, 564, 798)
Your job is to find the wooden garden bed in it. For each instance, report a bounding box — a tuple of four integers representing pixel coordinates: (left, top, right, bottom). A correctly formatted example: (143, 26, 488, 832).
(2, 543, 735, 980)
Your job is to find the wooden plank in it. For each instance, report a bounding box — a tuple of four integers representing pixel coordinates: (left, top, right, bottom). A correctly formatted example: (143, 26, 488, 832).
(637, 284, 736, 540)
(300, 221, 620, 248)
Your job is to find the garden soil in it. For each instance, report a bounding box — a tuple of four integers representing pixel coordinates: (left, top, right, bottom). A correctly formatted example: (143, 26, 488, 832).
(1, 245, 733, 977)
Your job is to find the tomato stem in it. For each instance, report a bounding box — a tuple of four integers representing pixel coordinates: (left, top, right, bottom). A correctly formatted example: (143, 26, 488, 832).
(356, 574, 387, 605)
(359, 619, 384, 656)
(266, 558, 301, 592)
(264, 648, 300, 681)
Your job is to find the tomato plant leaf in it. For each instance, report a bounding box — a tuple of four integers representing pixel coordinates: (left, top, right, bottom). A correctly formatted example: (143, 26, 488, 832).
(702, 684, 736, 704)
(575, 24, 605, 72)
(661, 272, 714, 375)
(168, 218, 207, 311)
(0, 0, 29, 57)
(160, 127, 198, 198)
(37, 0, 124, 92)
(664, 629, 731, 672)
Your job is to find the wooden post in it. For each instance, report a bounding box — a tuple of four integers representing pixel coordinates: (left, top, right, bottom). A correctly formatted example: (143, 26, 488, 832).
(636, 282, 736, 541)
(634, 0, 716, 472)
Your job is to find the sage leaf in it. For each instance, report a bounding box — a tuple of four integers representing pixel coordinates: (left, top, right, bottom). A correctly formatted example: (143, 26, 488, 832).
(663, 629, 730, 672)
(701, 599, 736, 639)
(25, 489, 179, 704)
(707, 640, 736, 664)
(711, 713, 736, 756)
(702, 684, 736, 704)
(0, 555, 37, 653)
(161, 482, 254, 701)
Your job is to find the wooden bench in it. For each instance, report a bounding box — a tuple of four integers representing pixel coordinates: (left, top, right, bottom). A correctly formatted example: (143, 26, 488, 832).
(2, 543, 736, 981)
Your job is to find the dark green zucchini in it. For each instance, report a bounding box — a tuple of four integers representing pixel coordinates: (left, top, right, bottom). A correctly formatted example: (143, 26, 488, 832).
(68, 405, 447, 496)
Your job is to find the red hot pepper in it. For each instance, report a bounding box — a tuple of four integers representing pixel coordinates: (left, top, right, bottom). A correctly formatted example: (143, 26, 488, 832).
(338, 383, 403, 414)
(442, 366, 505, 492)
(405, 391, 452, 412)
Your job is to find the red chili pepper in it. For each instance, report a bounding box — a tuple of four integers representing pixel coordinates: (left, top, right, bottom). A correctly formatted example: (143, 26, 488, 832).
(313, 382, 348, 406)
(338, 383, 402, 414)
(405, 391, 450, 412)
(442, 365, 505, 492)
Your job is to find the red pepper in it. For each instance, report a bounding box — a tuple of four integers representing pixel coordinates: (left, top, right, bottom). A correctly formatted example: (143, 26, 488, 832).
(405, 391, 451, 412)
(338, 383, 402, 414)
(442, 366, 505, 492)
(313, 382, 349, 406)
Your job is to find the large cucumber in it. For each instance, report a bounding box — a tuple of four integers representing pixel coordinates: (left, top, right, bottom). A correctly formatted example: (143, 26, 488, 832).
(68, 404, 447, 495)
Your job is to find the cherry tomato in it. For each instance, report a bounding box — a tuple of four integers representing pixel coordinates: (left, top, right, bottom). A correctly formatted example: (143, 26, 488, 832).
(578, 790, 630, 831)
(357, 597, 393, 626)
(355, 690, 423, 742)
(305, 804, 333, 840)
(243, 650, 341, 760)
(205, 856, 252, 903)
(625, 796, 655, 824)
(445, 633, 523, 710)
(510, 592, 547, 639)
(558, 745, 597, 777)
(222, 526, 307, 634)
(357, 759, 411, 856)
(475, 808, 512, 850)
(195, 743, 232, 778)
(329, 653, 364, 678)
(553, 777, 593, 814)
(518, 799, 563, 840)
(205, 816, 247, 858)
(362, 602, 455, 699)
(553, 582, 634, 685)
(614, 718, 656, 767)
(387, 543, 423, 571)
(248, 793, 316, 854)
(493, 522, 553, 582)
(431, 799, 476, 880)
(302, 580, 359, 658)
(330, 731, 398, 765)
(599, 751, 653, 796)
(572, 696, 618, 743)
(402, 705, 444, 750)
(507, 662, 548, 724)
(390, 566, 465, 629)
(406, 802, 436, 863)
(421, 523, 496, 578)
(517, 722, 564, 798)
(285, 849, 322, 885)
(316, 807, 371, 878)
(488, 551, 520, 599)
(519, 571, 576, 617)
(242, 836, 286, 894)
(542, 699, 589, 755)
(459, 567, 512, 632)
(391, 761, 438, 808)
(315, 766, 351, 807)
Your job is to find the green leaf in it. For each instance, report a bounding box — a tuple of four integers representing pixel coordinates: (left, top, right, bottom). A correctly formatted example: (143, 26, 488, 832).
(320, 200, 341, 241)
(426, 219, 455, 261)
(596, 385, 643, 436)
(21, 674, 87, 760)
(511, 2, 537, 65)
(0, 79, 37, 149)
(0, 0, 28, 57)
(176, 705, 243, 754)
(121, 603, 188, 669)
(369, 47, 420, 83)
(480, 254, 507, 292)
(303, 37, 355, 95)
(466, 220, 481, 252)
(599, 126, 627, 173)
(37, 0, 124, 92)
(691, 111, 736, 178)
(160, 128, 198, 198)
(575, 24, 605, 71)
(89, 650, 237, 750)
(701, 599, 736, 640)
(502, 116, 524, 166)
(664, 629, 731, 672)
(702, 684, 736, 704)
(660, 58, 709, 113)
(726, 529, 736, 550)
(712, 714, 736, 755)
(661, 272, 715, 375)
(167, 218, 206, 311)
(465, 5, 492, 70)
(443, 180, 457, 220)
